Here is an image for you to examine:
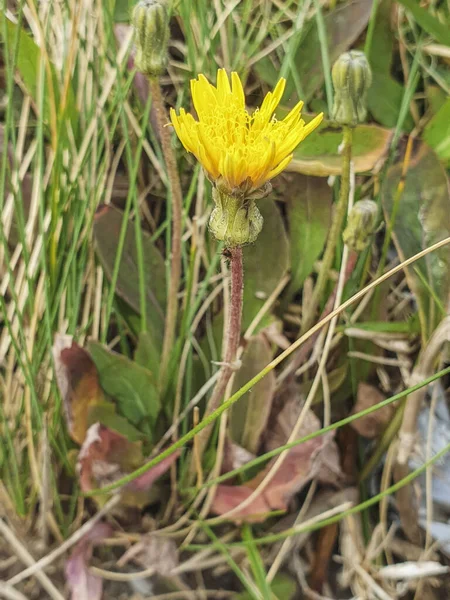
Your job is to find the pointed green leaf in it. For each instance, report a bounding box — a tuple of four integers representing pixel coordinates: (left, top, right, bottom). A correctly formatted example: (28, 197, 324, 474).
(382, 144, 450, 335)
(242, 200, 290, 331)
(93, 205, 166, 347)
(230, 335, 275, 454)
(424, 98, 450, 162)
(287, 174, 332, 295)
(88, 341, 160, 439)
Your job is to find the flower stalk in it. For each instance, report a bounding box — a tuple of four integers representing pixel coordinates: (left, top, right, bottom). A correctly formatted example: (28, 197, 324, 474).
(150, 78, 183, 389)
(301, 126, 353, 334)
(132, 1, 183, 388)
(301, 50, 371, 334)
(168, 68, 323, 477)
(188, 246, 244, 478)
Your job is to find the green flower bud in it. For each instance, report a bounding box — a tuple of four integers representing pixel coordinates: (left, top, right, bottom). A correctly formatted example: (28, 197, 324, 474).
(209, 188, 263, 247)
(132, 0, 170, 78)
(332, 50, 372, 126)
(343, 199, 378, 252)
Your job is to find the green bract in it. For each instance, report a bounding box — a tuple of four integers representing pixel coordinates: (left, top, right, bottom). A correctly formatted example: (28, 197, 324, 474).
(132, 0, 170, 78)
(332, 50, 372, 127)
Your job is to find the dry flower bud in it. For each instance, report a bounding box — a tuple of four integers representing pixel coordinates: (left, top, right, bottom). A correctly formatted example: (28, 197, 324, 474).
(132, 0, 169, 78)
(332, 50, 372, 126)
(343, 199, 378, 251)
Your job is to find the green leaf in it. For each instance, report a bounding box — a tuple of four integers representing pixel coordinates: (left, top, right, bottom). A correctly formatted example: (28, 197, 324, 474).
(255, 0, 372, 102)
(88, 341, 160, 439)
(366, 0, 414, 130)
(241, 525, 272, 600)
(287, 174, 332, 295)
(242, 200, 290, 331)
(230, 335, 275, 454)
(424, 98, 450, 162)
(367, 0, 394, 73)
(87, 402, 144, 442)
(288, 118, 392, 177)
(396, 0, 450, 46)
(93, 205, 166, 348)
(368, 71, 414, 130)
(236, 573, 297, 600)
(382, 144, 450, 336)
(114, 0, 134, 22)
(425, 84, 448, 116)
(134, 331, 160, 380)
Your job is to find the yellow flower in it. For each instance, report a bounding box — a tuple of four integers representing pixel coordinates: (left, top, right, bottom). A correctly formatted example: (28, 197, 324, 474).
(170, 69, 323, 194)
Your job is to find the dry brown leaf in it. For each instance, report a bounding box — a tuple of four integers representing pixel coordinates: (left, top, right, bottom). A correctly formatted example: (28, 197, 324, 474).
(65, 522, 112, 600)
(221, 438, 256, 476)
(118, 535, 178, 574)
(53, 335, 105, 444)
(350, 382, 394, 438)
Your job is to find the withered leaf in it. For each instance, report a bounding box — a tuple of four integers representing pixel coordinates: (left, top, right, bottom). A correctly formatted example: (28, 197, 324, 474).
(350, 382, 394, 438)
(53, 335, 105, 445)
(65, 522, 112, 600)
(78, 423, 179, 507)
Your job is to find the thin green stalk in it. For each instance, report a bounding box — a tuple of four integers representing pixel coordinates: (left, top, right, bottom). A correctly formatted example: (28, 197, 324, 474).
(83, 242, 450, 497)
(128, 97, 154, 334)
(200, 522, 261, 600)
(149, 78, 183, 390)
(301, 126, 353, 334)
(312, 0, 333, 115)
(364, 0, 379, 58)
(188, 438, 450, 549)
(242, 525, 272, 600)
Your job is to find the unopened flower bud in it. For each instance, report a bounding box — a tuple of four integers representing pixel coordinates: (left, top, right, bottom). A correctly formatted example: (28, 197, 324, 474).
(332, 51, 372, 126)
(343, 199, 378, 252)
(132, 0, 169, 78)
(209, 188, 263, 247)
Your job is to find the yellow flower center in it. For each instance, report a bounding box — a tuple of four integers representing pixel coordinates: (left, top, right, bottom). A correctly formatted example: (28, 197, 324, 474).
(170, 69, 323, 193)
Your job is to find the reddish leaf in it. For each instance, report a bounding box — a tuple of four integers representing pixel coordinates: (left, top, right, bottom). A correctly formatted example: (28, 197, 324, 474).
(78, 423, 179, 507)
(53, 335, 105, 444)
(65, 523, 112, 600)
(211, 485, 272, 523)
(130, 450, 181, 492)
(211, 399, 342, 523)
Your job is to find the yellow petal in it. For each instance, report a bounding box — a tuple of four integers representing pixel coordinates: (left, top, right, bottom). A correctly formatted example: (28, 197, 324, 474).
(281, 99, 304, 127)
(196, 140, 219, 179)
(191, 74, 217, 119)
(231, 72, 245, 109)
(216, 68, 231, 102)
(302, 112, 324, 136)
(259, 78, 286, 121)
(266, 154, 293, 181)
(170, 108, 194, 153)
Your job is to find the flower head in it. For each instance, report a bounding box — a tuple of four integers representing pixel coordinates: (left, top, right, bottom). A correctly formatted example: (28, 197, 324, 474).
(343, 199, 378, 252)
(170, 69, 323, 195)
(332, 51, 372, 126)
(132, 0, 170, 78)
